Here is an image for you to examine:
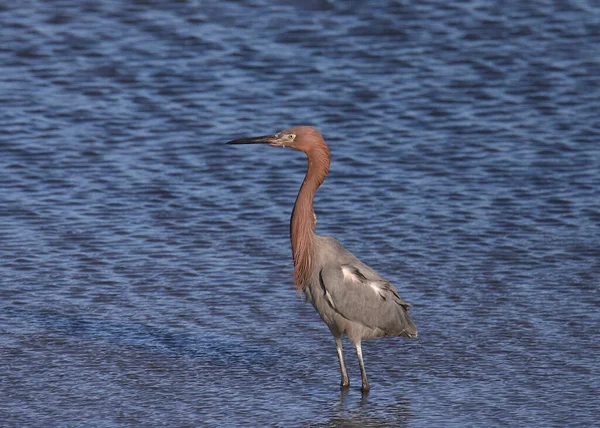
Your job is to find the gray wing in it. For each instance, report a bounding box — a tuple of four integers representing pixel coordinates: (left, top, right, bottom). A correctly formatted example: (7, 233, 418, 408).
(319, 262, 416, 337)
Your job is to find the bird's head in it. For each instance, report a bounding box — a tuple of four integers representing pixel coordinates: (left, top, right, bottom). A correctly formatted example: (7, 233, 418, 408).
(226, 126, 325, 153)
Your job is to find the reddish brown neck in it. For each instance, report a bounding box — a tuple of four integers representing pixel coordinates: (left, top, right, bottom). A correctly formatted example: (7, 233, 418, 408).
(290, 144, 330, 291)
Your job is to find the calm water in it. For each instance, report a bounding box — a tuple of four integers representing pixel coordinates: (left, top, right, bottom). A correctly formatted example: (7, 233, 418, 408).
(1, 1, 599, 426)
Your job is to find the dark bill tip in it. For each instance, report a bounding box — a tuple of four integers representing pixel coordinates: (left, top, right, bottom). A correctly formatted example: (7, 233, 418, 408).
(226, 135, 277, 145)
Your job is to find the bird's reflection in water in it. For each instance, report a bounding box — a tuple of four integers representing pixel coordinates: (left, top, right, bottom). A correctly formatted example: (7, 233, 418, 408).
(325, 387, 414, 427)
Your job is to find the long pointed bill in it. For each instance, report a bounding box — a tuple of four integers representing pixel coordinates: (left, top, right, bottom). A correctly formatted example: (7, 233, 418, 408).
(226, 135, 279, 145)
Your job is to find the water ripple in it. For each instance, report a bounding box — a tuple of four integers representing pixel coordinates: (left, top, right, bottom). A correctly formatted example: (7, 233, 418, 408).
(1, 0, 599, 426)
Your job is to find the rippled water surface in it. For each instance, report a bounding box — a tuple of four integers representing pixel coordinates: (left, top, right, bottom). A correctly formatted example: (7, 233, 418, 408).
(1, 1, 599, 426)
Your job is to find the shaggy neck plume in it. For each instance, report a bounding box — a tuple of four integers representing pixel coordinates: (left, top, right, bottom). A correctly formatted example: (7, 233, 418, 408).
(290, 142, 330, 291)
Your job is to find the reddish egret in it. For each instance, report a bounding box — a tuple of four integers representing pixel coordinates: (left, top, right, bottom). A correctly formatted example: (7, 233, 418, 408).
(227, 126, 417, 391)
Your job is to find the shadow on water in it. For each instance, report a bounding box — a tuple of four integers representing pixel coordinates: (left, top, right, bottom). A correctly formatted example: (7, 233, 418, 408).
(3, 304, 281, 369)
(3, 303, 417, 425)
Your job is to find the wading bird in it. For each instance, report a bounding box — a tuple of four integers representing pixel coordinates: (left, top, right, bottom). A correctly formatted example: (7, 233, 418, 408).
(227, 126, 417, 391)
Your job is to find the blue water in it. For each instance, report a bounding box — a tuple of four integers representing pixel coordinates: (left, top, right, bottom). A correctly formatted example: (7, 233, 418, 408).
(1, 1, 599, 426)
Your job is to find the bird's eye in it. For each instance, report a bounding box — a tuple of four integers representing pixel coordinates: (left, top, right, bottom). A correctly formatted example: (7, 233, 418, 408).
(288, 134, 296, 140)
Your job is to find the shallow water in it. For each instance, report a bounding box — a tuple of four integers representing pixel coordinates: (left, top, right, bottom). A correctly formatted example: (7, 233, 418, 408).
(1, 1, 599, 426)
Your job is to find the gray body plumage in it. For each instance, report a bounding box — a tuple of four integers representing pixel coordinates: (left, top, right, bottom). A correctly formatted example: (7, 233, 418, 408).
(304, 236, 417, 345)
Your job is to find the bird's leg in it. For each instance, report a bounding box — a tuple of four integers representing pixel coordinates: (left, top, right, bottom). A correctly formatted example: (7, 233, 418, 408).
(355, 342, 370, 392)
(335, 337, 349, 388)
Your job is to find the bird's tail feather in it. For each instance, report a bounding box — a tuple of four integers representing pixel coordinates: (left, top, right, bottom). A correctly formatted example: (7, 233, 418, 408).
(399, 312, 418, 338)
